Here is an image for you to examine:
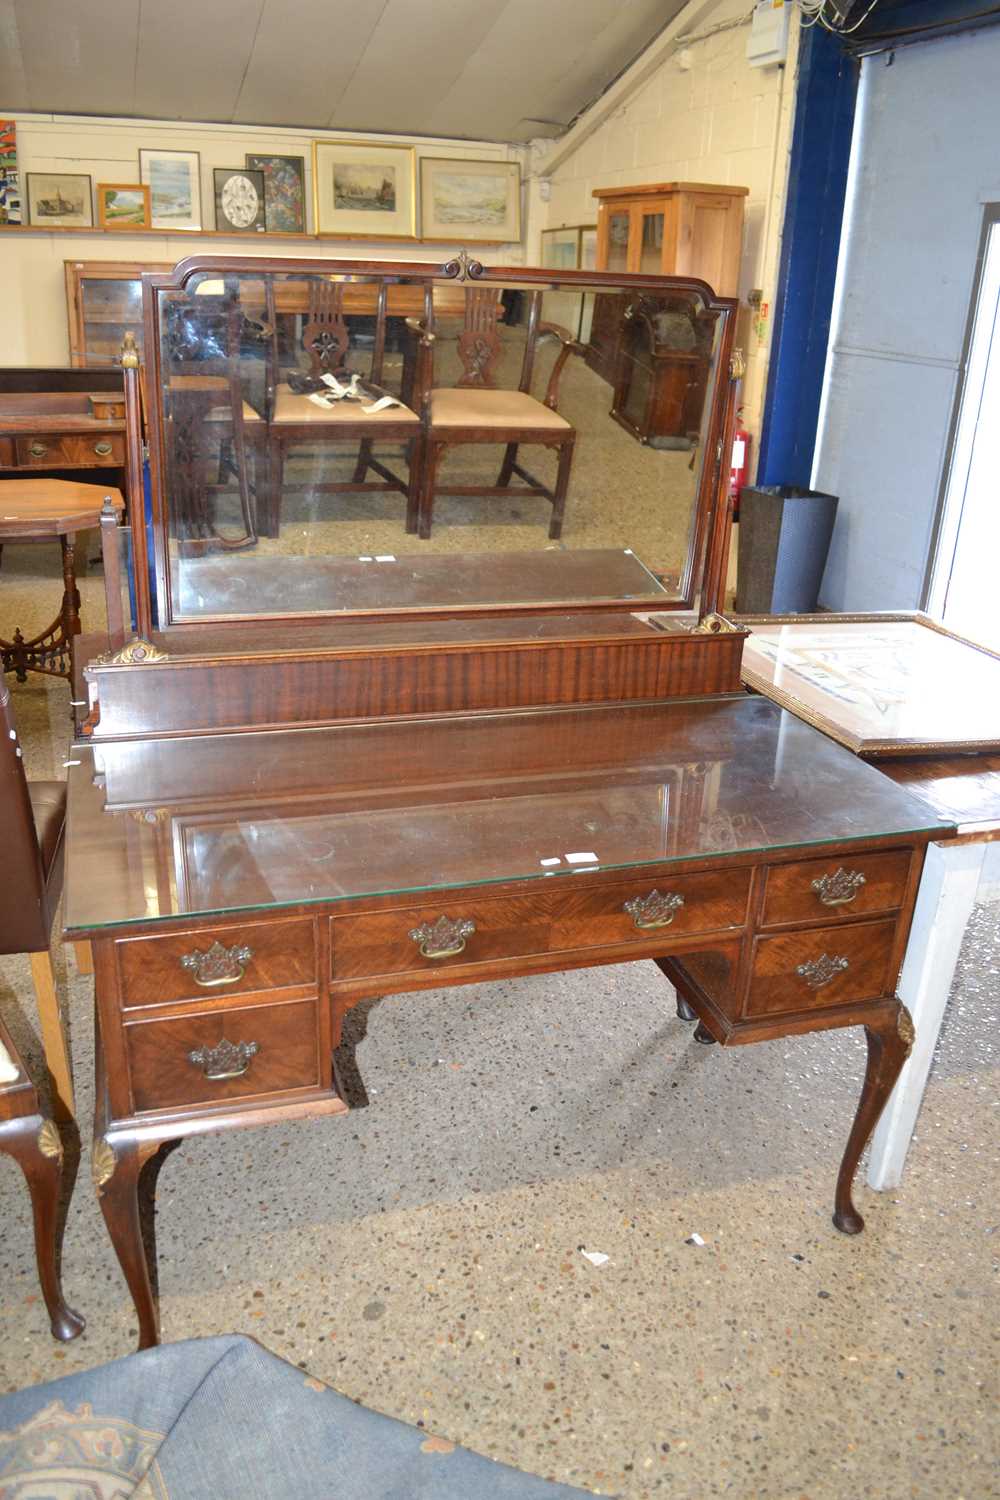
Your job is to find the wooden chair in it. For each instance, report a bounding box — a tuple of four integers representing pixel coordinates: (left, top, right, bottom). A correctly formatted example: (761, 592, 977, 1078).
(0, 679, 76, 1121)
(263, 279, 422, 538)
(413, 288, 585, 541)
(0, 1017, 84, 1340)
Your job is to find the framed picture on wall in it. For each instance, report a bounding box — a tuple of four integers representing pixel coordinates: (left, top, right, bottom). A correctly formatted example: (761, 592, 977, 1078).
(26, 173, 93, 227)
(139, 149, 201, 230)
(245, 153, 306, 233)
(0, 119, 21, 223)
(96, 183, 151, 230)
(312, 140, 416, 239)
(540, 226, 583, 270)
(419, 157, 521, 243)
(214, 168, 267, 233)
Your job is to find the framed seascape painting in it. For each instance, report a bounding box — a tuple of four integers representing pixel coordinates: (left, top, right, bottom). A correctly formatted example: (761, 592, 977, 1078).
(139, 149, 201, 230)
(419, 157, 520, 243)
(738, 612, 1000, 756)
(97, 183, 150, 230)
(312, 140, 416, 239)
(245, 153, 306, 233)
(214, 168, 267, 233)
(26, 173, 93, 227)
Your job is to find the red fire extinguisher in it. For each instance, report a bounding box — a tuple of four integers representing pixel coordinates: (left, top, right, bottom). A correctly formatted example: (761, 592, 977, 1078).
(729, 416, 751, 519)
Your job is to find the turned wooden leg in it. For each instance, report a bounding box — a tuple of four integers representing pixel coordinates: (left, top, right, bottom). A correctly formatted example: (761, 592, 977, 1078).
(94, 1135, 161, 1349)
(834, 1005, 915, 1235)
(676, 995, 698, 1022)
(73, 941, 94, 976)
(29, 950, 74, 1121)
(549, 440, 574, 539)
(497, 441, 518, 486)
(1, 1115, 84, 1341)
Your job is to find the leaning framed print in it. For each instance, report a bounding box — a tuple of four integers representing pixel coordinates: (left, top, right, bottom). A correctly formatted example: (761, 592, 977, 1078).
(26, 173, 93, 227)
(96, 183, 151, 230)
(138, 148, 201, 230)
(245, 153, 306, 233)
(214, 168, 267, 233)
(737, 612, 1000, 756)
(312, 139, 416, 239)
(419, 157, 521, 243)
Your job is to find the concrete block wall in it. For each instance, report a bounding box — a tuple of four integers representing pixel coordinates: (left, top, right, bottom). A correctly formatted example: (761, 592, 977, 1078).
(535, 0, 800, 453)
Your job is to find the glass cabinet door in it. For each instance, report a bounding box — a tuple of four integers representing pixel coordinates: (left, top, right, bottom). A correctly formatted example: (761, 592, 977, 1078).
(637, 209, 665, 274)
(66, 261, 171, 367)
(605, 211, 630, 273)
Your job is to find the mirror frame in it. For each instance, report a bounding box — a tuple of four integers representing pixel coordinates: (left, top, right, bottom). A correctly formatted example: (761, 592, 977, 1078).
(136, 252, 739, 636)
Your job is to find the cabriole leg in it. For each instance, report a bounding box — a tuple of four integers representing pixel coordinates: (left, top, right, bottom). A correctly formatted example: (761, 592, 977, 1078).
(834, 1005, 915, 1235)
(93, 1135, 161, 1350)
(2, 1115, 84, 1341)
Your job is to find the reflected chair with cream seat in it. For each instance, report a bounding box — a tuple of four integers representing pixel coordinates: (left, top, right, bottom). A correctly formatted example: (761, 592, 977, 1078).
(413, 286, 585, 541)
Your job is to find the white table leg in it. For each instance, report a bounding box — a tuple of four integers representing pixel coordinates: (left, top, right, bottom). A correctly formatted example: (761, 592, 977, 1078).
(867, 839, 986, 1190)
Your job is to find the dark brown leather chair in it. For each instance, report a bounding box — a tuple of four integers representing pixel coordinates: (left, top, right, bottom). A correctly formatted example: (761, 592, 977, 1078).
(0, 1016, 84, 1340)
(0, 679, 75, 1119)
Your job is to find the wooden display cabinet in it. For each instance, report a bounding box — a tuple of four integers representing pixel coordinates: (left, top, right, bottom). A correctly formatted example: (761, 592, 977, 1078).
(588, 182, 747, 387)
(64, 260, 171, 368)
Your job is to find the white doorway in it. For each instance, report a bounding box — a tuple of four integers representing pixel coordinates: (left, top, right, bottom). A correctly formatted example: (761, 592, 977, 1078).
(927, 209, 1000, 648)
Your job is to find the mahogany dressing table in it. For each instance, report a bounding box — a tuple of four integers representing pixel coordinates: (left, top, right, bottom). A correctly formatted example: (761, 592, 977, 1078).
(64, 256, 952, 1348)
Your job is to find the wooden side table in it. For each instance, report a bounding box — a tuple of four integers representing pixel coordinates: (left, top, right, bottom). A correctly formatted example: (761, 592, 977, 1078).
(0, 479, 124, 682)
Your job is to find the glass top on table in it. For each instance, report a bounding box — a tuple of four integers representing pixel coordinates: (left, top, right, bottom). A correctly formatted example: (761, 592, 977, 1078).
(64, 696, 952, 932)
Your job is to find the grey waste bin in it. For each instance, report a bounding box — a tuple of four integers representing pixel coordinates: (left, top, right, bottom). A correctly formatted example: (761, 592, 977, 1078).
(735, 485, 838, 614)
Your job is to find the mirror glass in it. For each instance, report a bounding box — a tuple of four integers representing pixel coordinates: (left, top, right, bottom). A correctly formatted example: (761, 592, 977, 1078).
(149, 266, 726, 623)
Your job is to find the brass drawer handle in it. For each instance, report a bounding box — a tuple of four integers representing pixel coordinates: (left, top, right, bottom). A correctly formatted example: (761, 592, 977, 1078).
(29, 442, 48, 458)
(180, 939, 252, 986)
(93, 440, 114, 457)
(409, 916, 476, 960)
(623, 890, 685, 929)
(188, 1037, 259, 1081)
(811, 868, 866, 907)
(796, 953, 849, 989)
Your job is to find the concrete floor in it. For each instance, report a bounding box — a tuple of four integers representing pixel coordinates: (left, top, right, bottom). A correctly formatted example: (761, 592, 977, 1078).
(0, 544, 998, 1498)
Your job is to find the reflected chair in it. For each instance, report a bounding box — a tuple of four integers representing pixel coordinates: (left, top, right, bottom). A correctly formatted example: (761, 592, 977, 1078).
(264, 279, 422, 538)
(0, 1017, 84, 1340)
(0, 679, 75, 1121)
(414, 287, 585, 541)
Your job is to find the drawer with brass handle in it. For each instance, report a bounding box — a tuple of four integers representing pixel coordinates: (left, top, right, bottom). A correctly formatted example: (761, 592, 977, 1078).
(548, 868, 750, 953)
(761, 850, 911, 929)
(331, 894, 550, 981)
(124, 997, 319, 1112)
(745, 919, 897, 1018)
(14, 432, 125, 468)
(115, 918, 316, 1009)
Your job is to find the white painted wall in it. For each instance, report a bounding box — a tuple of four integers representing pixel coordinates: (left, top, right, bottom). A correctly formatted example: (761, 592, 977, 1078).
(813, 29, 1000, 610)
(533, 0, 801, 452)
(0, 114, 524, 366)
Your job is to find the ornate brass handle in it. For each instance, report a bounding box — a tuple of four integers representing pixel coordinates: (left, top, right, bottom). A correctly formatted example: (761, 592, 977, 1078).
(188, 1037, 259, 1080)
(409, 916, 476, 959)
(180, 940, 252, 987)
(796, 953, 849, 989)
(93, 440, 114, 456)
(29, 442, 48, 457)
(811, 868, 866, 907)
(623, 890, 685, 929)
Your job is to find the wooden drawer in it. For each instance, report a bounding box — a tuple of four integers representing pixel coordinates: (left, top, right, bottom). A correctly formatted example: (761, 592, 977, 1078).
(0, 438, 13, 466)
(125, 997, 321, 1113)
(14, 432, 124, 467)
(116, 918, 316, 1009)
(746, 919, 898, 1018)
(549, 868, 750, 952)
(761, 850, 911, 929)
(331, 894, 550, 981)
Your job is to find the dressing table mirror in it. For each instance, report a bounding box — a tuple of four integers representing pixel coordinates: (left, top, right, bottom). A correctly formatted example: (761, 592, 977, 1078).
(67, 254, 951, 1351)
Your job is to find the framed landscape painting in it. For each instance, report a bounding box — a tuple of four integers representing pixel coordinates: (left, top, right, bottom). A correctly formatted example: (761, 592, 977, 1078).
(312, 140, 416, 239)
(97, 183, 150, 230)
(419, 157, 520, 243)
(26, 173, 93, 227)
(139, 149, 201, 230)
(245, 153, 305, 233)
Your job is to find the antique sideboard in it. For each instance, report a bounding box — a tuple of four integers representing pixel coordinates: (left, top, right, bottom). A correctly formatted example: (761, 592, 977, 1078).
(64, 254, 952, 1349)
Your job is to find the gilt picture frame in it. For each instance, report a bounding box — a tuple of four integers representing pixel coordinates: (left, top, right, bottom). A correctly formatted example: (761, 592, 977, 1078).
(312, 140, 416, 240)
(139, 148, 202, 231)
(419, 157, 521, 244)
(97, 183, 151, 230)
(245, 153, 306, 233)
